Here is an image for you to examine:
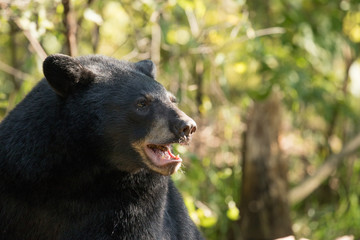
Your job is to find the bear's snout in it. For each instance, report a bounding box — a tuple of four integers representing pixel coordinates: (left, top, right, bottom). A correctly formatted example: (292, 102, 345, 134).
(171, 110, 197, 141)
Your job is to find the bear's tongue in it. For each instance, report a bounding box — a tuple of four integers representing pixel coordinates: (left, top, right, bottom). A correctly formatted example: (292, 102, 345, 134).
(146, 144, 181, 166)
(148, 144, 180, 160)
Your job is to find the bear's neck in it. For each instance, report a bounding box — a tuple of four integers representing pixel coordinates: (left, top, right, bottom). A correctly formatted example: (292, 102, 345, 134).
(56, 168, 170, 199)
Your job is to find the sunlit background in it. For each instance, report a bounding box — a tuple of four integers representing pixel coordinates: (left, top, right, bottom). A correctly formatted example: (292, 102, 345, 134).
(1, 0, 360, 239)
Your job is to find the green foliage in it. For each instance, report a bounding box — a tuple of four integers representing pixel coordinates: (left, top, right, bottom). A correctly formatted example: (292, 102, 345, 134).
(1, 0, 360, 239)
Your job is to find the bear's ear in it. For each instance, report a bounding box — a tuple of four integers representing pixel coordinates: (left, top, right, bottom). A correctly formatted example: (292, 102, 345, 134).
(135, 60, 156, 79)
(43, 54, 95, 97)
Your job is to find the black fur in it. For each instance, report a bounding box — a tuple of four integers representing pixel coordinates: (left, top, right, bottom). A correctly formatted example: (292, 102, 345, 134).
(0, 54, 203, 240)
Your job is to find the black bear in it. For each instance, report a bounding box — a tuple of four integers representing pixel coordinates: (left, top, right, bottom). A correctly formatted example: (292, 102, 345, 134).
(0, 54, 203, 240)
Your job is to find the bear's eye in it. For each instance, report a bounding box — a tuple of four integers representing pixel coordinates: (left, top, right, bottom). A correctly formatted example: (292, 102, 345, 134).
(136, 98, 149, 109)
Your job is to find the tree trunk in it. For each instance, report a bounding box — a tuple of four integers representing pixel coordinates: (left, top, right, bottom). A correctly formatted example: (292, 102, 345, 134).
(240, 94, 293, 240)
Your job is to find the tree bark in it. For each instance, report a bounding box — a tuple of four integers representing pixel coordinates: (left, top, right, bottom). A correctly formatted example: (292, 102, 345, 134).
(240, 94, 293, 240)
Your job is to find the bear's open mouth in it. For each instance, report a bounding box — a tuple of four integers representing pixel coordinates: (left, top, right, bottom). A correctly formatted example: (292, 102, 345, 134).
(144, 144, 182, 167)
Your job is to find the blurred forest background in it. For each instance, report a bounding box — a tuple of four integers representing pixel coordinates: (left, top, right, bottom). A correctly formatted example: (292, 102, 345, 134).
(1, 0, 360, 239)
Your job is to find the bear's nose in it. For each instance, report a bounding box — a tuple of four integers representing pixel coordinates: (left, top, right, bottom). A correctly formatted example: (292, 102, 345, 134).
(179, 119, 197, 137)
(170, 109, 197, 139)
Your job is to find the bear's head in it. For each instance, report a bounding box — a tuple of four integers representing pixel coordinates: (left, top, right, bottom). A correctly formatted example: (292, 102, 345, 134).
(43, 54, 196, 176)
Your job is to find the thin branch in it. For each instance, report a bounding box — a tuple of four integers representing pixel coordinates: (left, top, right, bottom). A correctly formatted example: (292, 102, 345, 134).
(0, 60, 31, 81)
(185, 9, 199, 37)
(121, 49, 150, 61)
(14, 19, 47, 61)
(62, 0, 78, 56)
(150, 10, 161, 66)
(0, 0, 30, 7)
(91, 25, 100, 53)
(6, 21, 20, 115)
(289, 133, 360, 205)
(189, 27, 286, 54)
